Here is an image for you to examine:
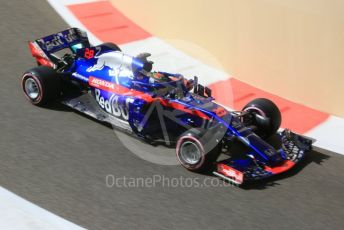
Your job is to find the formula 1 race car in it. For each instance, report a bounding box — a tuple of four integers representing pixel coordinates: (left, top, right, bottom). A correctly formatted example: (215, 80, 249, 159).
(21, 28, 313, 185)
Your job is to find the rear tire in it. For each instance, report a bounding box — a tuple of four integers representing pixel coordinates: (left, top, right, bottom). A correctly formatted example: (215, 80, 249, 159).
(21, 66, 61, 106)
(101, 42, 121, 51)
(243, 98, 281, 138)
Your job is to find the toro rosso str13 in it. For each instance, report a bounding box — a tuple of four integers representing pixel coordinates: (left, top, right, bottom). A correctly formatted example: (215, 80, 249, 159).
(21, 28, 313, 185)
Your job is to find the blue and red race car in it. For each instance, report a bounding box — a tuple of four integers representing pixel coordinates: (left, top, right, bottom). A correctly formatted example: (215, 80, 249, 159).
(21, 28, 313, 185)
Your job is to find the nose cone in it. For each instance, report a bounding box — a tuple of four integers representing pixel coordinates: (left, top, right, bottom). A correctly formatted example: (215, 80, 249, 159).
(267, 149, 284, 165)
(246, 134, 284, 165)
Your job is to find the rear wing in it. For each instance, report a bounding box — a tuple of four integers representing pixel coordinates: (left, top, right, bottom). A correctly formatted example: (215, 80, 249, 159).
(29, 28, 90, 67)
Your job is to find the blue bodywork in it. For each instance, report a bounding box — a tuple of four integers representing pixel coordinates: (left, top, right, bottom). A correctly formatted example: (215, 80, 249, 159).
(29, 28, 313, 184)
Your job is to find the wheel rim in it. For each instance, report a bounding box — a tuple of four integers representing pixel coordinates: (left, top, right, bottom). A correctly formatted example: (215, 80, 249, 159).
(244, 106, 266, 117)
(180, 141, 202, 165)
(24, 78, 40, 100)
(242, 106, 266, 125)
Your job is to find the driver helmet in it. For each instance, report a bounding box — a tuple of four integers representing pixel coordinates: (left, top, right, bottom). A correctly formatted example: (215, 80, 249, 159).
(149, 72, 169, 82)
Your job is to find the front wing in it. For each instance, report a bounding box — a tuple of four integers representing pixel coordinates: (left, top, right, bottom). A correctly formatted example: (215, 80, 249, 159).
(213, 130, 313, 185)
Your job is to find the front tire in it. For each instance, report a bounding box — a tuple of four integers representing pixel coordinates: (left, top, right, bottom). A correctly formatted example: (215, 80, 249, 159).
(176, 131, 219, 172)
(101, 42, 121, 51)
(21, 66, 61, 106)
(243, 98, 281, 137)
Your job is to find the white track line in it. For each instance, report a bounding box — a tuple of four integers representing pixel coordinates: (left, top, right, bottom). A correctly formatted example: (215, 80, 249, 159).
(305, 116, 344, 153)
(0, 187, 86, 230)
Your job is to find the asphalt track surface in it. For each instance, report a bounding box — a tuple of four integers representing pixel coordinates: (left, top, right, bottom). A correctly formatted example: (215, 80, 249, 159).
(0, 1, 344, 229)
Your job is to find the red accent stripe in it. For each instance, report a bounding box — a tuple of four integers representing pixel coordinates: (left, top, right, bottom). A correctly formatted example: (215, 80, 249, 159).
(89, 76, 154, 102)
(88, 77, 210, 119)
(264, 160, 295, 174)
(160, 100, 210, 120)
(68, 1, 151, 44)
(209, 78, 329, 134)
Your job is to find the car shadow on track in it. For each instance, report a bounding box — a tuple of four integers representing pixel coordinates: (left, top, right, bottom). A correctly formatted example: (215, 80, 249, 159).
(43, 101, 73, 112)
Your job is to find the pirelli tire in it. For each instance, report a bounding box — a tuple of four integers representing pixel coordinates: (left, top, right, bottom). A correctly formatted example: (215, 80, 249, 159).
(101, 42, 121, 51)
(176, 130, 220, 172)
(243, 98, 281, 138)
(21, 66, 61, 106)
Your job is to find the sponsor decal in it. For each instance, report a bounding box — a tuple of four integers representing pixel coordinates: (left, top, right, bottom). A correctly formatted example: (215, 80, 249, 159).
(87, 53, 118, 72)
(86, 52, 134, 84)
(58, 29, 78, 43)
(218, 164, 243, 184)
(37, 36, 63, 52)
(37, 29, 79, 52)
(89, 76, 116, 91)
(95, 89, 133, 120)
(108, 69, 120, 77)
